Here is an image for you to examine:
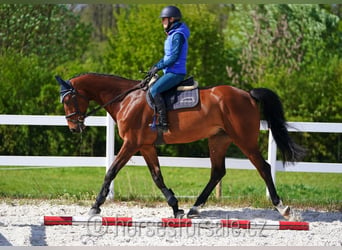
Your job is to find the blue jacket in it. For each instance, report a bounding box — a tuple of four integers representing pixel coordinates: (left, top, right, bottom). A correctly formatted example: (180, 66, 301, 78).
(155, 22, 190, 75)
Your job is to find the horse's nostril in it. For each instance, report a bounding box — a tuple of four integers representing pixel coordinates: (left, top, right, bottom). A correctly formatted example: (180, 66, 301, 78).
(70, 128, 77, 133)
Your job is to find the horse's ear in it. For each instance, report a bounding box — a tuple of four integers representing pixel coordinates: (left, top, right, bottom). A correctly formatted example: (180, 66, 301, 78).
(55, 75, 71, 90)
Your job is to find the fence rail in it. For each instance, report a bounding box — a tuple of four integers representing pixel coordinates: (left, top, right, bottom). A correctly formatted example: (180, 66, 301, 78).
(1, 114, 341, 197)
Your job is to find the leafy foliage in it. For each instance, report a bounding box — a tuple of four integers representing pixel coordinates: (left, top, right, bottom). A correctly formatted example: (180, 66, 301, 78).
(103, 5, 164, 78)
(0, 4, 92, 68)
(225, 5, 341, 87)
(0, 5, 101, 156)
(224, 4, 342, 162)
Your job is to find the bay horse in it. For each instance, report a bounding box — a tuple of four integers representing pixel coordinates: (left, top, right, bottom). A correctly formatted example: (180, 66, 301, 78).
(56, 73, 305, 219)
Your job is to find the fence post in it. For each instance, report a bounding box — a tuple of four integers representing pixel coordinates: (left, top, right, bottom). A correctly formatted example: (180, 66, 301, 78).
(106, 113, 115, 200)
(215, 181, 222, 199)
(266, 129, 277, 198)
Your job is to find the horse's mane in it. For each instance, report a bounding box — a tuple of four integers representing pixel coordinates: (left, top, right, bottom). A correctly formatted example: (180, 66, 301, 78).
(69, 73, 219, 90)
(70, 72, 133, 81)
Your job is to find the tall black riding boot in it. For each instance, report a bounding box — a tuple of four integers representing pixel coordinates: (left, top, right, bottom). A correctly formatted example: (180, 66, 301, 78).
(152, 93, 169, 132)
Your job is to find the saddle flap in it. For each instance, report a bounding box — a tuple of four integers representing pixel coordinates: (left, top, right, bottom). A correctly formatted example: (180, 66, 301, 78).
(146, 87, 199, 111)
(165, 88, 199, 110)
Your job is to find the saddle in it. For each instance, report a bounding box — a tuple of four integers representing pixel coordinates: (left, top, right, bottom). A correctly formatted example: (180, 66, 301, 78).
(146, 76, 200, 111)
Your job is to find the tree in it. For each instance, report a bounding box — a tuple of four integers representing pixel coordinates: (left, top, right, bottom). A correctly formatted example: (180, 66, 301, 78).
(83, 4, 116, 41)
(225, 4, 341, 88)
(0, 4, 92, 68)
(224, 4, 342, 162)
(0, 4, 97, 156)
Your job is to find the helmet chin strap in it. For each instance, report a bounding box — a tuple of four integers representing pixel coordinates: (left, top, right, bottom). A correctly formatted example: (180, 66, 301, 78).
(164, 17, 174, 33)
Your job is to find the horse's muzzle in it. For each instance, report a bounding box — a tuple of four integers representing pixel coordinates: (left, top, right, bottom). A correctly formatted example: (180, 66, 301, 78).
(70, 123, 86, 133)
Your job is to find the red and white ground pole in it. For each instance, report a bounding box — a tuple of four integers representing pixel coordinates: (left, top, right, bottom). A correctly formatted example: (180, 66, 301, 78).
(43, 216, 309, 231)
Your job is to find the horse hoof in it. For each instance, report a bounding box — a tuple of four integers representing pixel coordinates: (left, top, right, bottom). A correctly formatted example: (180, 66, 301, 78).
(281, 206, 291, 220)
(275, 201, 290, 220)
(89, 207, 101, 216)
(174, 209, 185, 218)
(187, 207, 200, 218)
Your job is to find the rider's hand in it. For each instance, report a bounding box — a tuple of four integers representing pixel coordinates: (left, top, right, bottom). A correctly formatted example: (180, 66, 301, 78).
(147, 66, 159, 77)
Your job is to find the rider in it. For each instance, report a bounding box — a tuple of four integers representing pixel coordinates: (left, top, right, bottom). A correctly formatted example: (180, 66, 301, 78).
(148, 6, 190, 132)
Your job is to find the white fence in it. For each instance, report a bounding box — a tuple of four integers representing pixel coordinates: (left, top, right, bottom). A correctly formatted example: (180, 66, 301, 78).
(1, 114, 342, 182)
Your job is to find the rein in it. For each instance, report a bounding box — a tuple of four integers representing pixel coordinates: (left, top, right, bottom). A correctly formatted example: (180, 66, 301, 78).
(84, 84, 144, 118)
(84, 74, 151, 117)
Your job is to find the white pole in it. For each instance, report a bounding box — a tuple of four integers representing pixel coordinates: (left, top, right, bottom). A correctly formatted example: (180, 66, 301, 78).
(106, 112, 115, 200)
(266, 129, 277, 198)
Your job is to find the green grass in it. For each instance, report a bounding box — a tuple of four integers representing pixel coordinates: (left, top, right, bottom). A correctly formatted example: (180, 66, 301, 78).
(0, 166, 341, 211)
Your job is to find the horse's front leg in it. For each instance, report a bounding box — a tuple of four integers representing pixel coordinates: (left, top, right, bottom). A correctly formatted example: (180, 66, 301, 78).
(140, 145, 184, 218)
(89, 141, 138, 215)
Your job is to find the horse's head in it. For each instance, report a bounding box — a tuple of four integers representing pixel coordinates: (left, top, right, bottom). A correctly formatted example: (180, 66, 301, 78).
(56, 75, 89, 133)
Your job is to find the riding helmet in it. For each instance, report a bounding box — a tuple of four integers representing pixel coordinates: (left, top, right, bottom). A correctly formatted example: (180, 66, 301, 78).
(160, 6, 182, 20)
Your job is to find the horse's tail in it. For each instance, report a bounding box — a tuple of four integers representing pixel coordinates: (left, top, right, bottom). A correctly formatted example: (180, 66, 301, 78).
(249, 88, 306, 164)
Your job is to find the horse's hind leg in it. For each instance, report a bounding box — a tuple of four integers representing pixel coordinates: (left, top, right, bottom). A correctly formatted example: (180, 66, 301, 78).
(187, 132, 231, 218)
(242, 147, 290, 219)
(140, 145, 184, 218)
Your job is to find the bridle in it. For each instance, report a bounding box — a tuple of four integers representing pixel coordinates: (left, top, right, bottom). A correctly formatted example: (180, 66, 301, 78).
(62, 88, 89, 131)
(61, 74, 152, 130)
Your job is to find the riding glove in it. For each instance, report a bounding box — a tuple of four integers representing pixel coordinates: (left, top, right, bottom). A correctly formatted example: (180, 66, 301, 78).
(148, 66, 159, 77)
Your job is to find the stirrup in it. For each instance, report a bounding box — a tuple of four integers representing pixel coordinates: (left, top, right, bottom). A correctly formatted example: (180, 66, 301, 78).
(157, 122, 169, 132)
(149, 115, 168, 132)
(149, 115, 158, 131)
